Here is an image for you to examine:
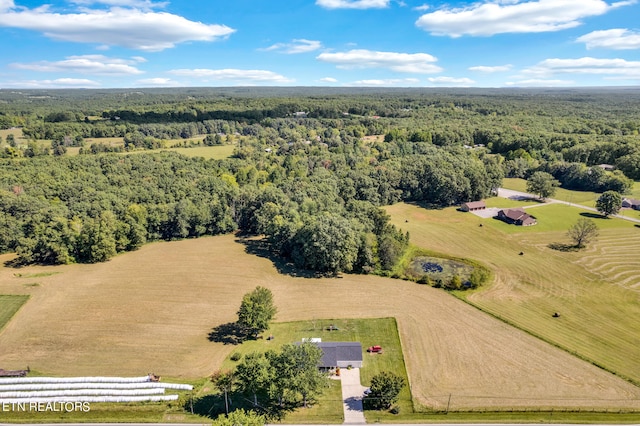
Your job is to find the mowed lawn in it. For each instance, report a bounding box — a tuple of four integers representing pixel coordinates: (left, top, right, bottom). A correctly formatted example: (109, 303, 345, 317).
(385, 202, 640, 392)
(503, 178, 640, 213)
(1, 235, 640, 411)
(0, 295, 29, 332)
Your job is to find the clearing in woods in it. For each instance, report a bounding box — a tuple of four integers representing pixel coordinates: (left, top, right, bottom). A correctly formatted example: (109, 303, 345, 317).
(1, 234, 640, 411)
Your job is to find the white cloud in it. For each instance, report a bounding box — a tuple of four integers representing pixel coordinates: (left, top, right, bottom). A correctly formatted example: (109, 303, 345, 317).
(469, 64, 513, 72)
(169, 69, 293, 84)
(427, 76, 475, 86)
(413, 4, 429, 11)
(348, 78, 421, 86)
(577, 28, 640, 50)
(1, 78, 101, 88)
(0, 3, 235, 51)
(136, 77, 181, 86)
(316, 0, 389, 9)
(415, 0, 633, 37)
(317, 49, 442, 73)
(523, 57, 640, 78)
(0, 0, 14, 12)
(263, 39, 322, 54)
(10, 55, 145, 75)
(505, 79, 575, 86)
(319, 77, 338, 83)
(70, 0, 168, 9)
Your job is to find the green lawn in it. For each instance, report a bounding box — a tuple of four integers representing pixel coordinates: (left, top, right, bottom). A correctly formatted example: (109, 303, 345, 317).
(0, 295, 29, 332)
(503, 178, 640, 210)
(214, 317, 412, 423)
(483, 203, 635, 234)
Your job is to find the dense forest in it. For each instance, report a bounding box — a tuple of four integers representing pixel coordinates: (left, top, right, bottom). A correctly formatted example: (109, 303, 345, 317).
(1, 87, 639, 273)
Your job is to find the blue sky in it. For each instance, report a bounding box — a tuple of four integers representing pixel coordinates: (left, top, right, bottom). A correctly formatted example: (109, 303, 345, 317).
(0, 0, 639, 88)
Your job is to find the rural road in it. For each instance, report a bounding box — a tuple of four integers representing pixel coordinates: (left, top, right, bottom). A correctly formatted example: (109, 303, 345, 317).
(497, 188, 640, 225)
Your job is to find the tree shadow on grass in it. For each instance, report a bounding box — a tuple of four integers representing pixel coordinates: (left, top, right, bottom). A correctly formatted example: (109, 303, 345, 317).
(191, 391, 294, 421)
(208, 322, 249, 345)
(548, 242, 581, 252)
(580, 212, 607, 219)
(235, 236, 327, 279)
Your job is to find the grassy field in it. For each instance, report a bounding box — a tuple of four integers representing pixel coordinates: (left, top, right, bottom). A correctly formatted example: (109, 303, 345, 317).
(503, 178, 640, 211)
(2, 234, 640, 414)
(0, 127, 24, 141)
(385, 202, 640, 390)
(164, 144, 235, 159)
(0, 294, 29, 332)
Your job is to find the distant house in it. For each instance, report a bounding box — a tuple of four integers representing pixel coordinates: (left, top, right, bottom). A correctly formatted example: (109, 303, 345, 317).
(622, 198, 640, 210)
(597, 164, 616, 171)
(460, 201, 486, 212)
(314, 342, 363, 369)
(497, 208, 537, 226)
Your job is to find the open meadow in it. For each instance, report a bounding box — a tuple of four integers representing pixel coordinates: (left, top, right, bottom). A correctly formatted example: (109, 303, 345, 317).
(1, 234, 640, 412)
(385, 201, 640, 391)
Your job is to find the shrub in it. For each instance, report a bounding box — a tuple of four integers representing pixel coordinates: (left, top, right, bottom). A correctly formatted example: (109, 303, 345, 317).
(230, 352, 242, 362)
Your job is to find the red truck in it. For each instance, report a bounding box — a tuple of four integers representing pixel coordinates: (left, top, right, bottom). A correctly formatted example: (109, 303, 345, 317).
(367, 345, 382, 353)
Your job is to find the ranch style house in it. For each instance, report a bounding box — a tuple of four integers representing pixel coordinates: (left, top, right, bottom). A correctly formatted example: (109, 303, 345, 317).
(497, 208, 537, 226)
(314, 342, 363, 369)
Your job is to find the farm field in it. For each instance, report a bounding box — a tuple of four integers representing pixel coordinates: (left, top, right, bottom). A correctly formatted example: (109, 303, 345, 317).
(385, 202, 640, 389)
(1, 235, 640, 412)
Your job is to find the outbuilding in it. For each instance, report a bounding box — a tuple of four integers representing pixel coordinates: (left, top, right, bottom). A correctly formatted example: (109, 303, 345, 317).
(622, 198, 640, 210)
(460, 201, 487, 212)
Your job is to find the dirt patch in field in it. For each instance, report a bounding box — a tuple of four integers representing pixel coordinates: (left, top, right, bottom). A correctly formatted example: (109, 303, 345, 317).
(1, 235, 640, 410)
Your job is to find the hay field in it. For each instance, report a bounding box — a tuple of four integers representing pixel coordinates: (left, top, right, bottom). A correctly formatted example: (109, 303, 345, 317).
(1, 235, 640, 410)
(385, 202, 640, 390)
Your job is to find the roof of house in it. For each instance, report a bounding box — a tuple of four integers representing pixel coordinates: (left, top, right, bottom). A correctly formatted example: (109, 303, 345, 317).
(462, 201, 486, 209)
(315, 342, 362, 368)
(501, 208, 527, 220)
(623, 198, 640, 205)
(499, 208, 537, 224)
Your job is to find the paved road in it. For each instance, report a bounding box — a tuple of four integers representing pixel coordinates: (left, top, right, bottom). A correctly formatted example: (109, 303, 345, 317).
(497, 188, 640, 225)
(338, 368, 367, 424)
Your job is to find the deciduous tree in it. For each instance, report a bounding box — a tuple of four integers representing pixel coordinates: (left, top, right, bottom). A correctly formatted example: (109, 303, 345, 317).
(237, 286, 277, 338)
(596, 190, 622, 217)
(526, 171, 560, 200)
(365, 371, 405, 410)
(567, 218, 599, 248)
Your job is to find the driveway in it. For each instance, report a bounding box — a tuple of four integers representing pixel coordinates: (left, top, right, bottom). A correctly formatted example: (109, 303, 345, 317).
(339, 368, 367, 424)
(497, 188, 640, 224)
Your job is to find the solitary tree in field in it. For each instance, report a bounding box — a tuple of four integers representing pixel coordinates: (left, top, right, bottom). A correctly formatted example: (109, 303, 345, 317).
(526, 171, 560, 200)
(596, 190, 622, 217)
(567, 218, 599, 248)
(237, 286, 277, 338)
